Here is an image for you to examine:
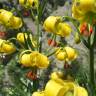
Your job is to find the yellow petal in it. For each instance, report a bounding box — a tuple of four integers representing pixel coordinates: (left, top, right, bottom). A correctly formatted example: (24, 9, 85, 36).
(1, 42, 16, 54)
(10, 16, 22, 29)
(28, 0, 39, 9)
(32, 91, 44, 96)
(72, 4, 85, 22)
(56, 23, 71, 37)
(50, 72, 64, 85)
(43, 16, 61, 33)
(45, 80, 68, 96)
(56, 51, 67, 61)
(20, 53, 32, 67)
(74, 0, 95, 12)
(0, 9, 13, 26)
(19, 0, 25, 5)
(75, 86, 88, 96)
(0, 39, 5, 53)
(35, 52, 49, 68)
(64, 46, 77, 61)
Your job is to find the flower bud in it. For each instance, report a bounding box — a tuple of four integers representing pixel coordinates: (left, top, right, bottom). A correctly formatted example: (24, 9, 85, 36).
(17, 33, 27, 43)
(74, 32, 81, 44)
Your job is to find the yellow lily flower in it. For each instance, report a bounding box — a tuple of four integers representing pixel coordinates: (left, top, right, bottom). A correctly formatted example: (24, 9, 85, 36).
(10, 16, 22, 29)
(55, 47, 77, 61)
(20, 51, 49, 68)
(32, 71, 88, 96)
(72, 0, 96, 22)
(19, 0, 38, 9)
(43, 16, 61, 33)
(56, 23, 72, 37)
(0, 9, 22, 29)
(72, 4, 85, 22)
(30, 51, 49, 68)
(55, 48, 67, 61)
(1, 41, 16, 54)
(0, 9, 13, 27)
(74, 0, 95, 13)
(64, 46, 77, 61)
(56, 51, 67, 61)
(27, 0, 39, 9)
(37, 54, 49, 68)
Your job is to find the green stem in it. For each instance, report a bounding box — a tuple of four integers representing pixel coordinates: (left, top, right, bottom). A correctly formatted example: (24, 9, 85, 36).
(89, 46, 95, 92)
(39, 30, 42, 53)
(37, 8, 40, 51)
(47, 50, 57, 57)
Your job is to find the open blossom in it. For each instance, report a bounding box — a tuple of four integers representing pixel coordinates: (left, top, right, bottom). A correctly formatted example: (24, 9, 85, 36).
(56, 23, 71, 37)
(20, 51, 49, 68)
(43, 16, 72, 37)
(32, 72, 88, 96)
(55, 46, 77, 61)
(72, 0, 96, 22)
(19, 0, 39, 9)
(0, 39, 16, 54)
(0, 9, 22, 29)
(43, 16, 61, 33)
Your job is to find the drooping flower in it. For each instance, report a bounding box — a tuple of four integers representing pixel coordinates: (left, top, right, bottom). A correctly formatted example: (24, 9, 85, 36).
(43, 16, 71, 37)
(10, 16, 22, 29)
(64, 46, 77, 61)
(55, 48, 67, 61)
(19, 0, 39, 9)
(43, 16, 61, 33)
(72, 0, 96, 23)
(0, 39, 16, 54)
(32, 71, 88, 96)
(0, 9, 13, 26)
(55, 47, 77, 61)
(73, 0, 96, 13)
(20, 51, 49, 68)
(0, 9, 22, 29)
(56, 23, 71, 37)
(30, 51, 49, 68)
